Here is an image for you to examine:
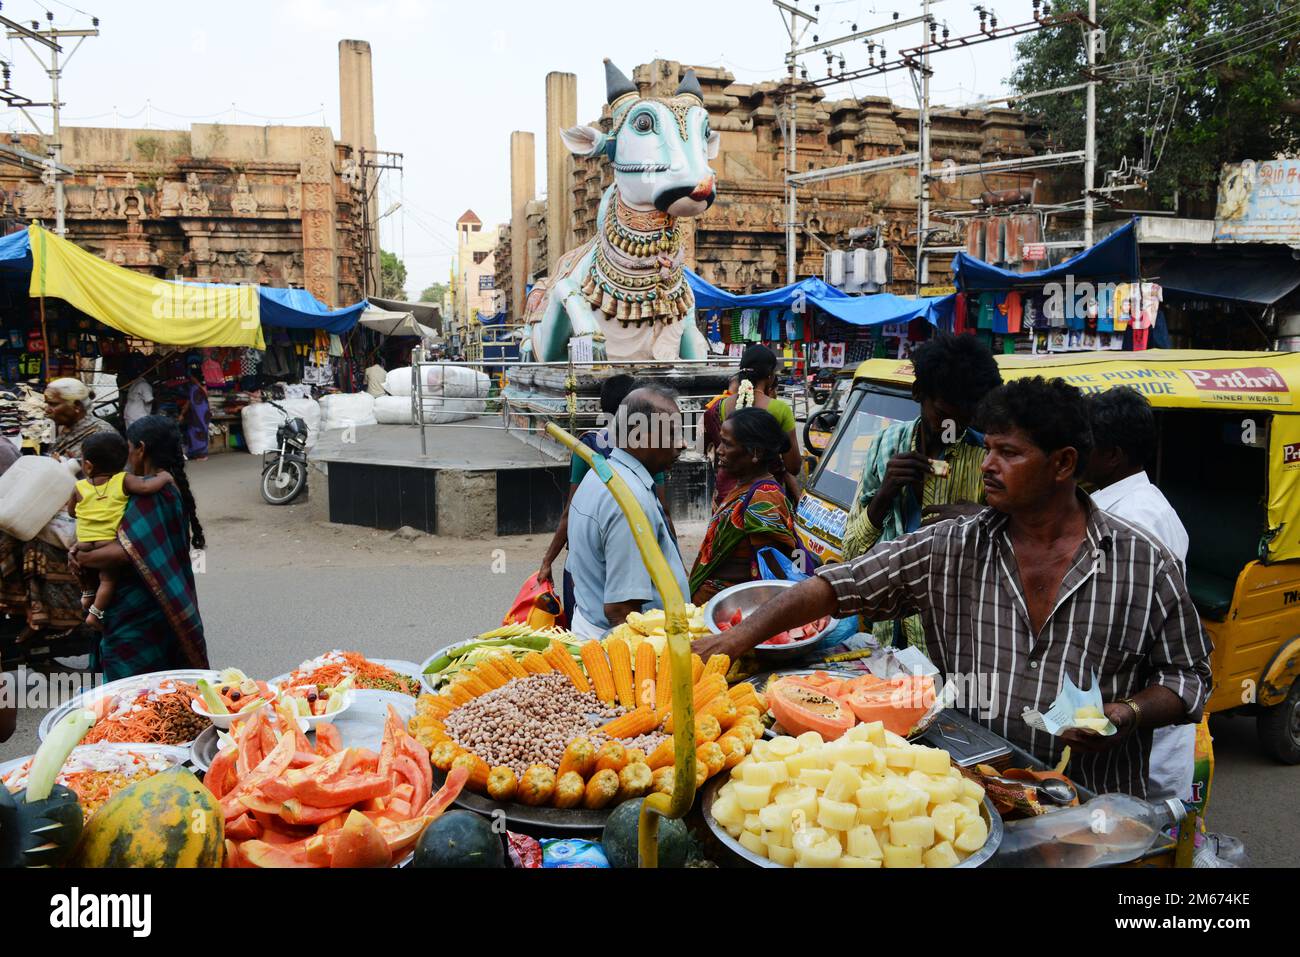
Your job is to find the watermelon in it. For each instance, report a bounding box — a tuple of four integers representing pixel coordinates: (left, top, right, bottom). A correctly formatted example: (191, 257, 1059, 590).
(412, 810, 504, 868)
(602, 798, 691, 868)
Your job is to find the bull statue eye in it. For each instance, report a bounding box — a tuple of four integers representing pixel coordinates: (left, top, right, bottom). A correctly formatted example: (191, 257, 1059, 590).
(632, 113, 655, 133)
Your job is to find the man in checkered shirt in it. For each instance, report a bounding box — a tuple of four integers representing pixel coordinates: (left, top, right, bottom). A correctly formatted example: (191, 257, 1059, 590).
(695, 376, 1212, 797)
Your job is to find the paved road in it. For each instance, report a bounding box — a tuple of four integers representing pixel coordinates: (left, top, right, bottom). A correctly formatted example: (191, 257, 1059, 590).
(2, 452, 1296, 865)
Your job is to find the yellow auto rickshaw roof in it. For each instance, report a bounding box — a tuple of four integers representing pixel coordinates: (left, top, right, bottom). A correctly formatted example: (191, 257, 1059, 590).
(852, 350, 1300, 411)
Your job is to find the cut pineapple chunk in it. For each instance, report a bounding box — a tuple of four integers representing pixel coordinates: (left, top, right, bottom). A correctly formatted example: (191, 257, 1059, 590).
(795, 731, 825, 750)
(784, 750, 824, 776)
(954, 814, 989, 853)
(741, 761, 788, 787)
(882, 729, 910, 748)
(802, 838, 843, 868)
(860, 720, 886, 746)
(711, 793, 743, 830)
(767, 844, 796, 866)
(743, 813, 761, 835)
(724, 822, 743, 839)
(881, 842, 924, 868)
(912, 746, 951, 775)
(931, 803, 961, 844)
(922, 840, 961, 869)
(838, 855, 881, 868)
(817, 796, 859, 832)
(739, 830, 766, 856)
(792, 826, 829, 858)
(855, 784, 890, 811)
(890, 815, 936, 848)
(798, 768, 833, 790)
(883, 747, 915, 769)
(886, 792, 915, 819)
(732, 780, 773, 811)
(958, 796, 982, 818)
(846, 824, 883, 860)
(768, 735, 800, 757)
(922, 776, 961, 805)
(856, 805, 887, 828)
(750, 740, 773, 761)
(759, 803, 793, 829)
(843, 723, 874, 743)
(828, 740, 876, 767)
(762, 825, 793, 848)
(824, 763, 862, 802)
(961, 777, 986, 802)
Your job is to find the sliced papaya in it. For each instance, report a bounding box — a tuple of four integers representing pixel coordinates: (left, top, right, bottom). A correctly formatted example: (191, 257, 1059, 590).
(331, 810, 391, 868)
(767, 676, 855, 741)
(242, 839, 324, 868)
(845, 674, 936, 737)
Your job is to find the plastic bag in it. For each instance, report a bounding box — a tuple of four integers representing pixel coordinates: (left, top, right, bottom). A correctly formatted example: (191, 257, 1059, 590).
(503, 573, 566, 629)
(374, 395, 413, 425)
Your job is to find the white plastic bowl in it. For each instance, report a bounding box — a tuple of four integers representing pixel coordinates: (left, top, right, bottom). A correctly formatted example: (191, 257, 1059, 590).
(191, 693, 274, 730)
(275, 687, 356, 728)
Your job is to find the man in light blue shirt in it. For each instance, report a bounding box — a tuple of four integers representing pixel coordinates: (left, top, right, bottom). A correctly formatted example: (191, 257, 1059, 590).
(567, 386, 690, 638)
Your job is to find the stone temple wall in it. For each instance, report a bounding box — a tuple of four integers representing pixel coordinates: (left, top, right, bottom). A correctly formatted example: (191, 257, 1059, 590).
(0, 122, 365, 306)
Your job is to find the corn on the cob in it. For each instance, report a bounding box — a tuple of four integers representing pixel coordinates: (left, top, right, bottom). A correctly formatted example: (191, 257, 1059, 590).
(717, 734, 747, 769)
(446, 683, 475, 706)
(557, 737, 597, 779)
(702, 654, 731, 680)
(646, 738, 675, 770)
(594, 741, 628, 774)
(495, 654, 528, 680)
(582, 769, 620, 809)
(654, 647, 673, 714)
(598, 705, 657, 739)
(486, 766, 518, 802)
(701, 695, 739, 729)
(552, 771, 585, 809)
(517, 765, 556, 806)
(690, 653, 704, 684)
(728, 681, 758, 702)
(634, 642, 658, 709)
(606, 638, 636, 709)
(458, 673, 493, 698)
(544, 639, 589, 692)
(450, 752, 490, 791)
(697, 741, 726, 778)
(659, 674, 729, 732)
(617, 762, 653, 801)
(429, 740, 461, 771)
(521, 651, 552, 674)
(580, 642, 617, 705)
(473, 660, 508, 689)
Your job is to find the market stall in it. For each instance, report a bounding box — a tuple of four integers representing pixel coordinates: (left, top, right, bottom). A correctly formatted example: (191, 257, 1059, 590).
(1, 421, 1209, 870)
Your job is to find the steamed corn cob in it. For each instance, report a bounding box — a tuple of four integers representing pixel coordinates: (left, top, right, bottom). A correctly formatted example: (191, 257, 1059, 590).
(606, 638, 636, 709)
(634, 642, 658, 710)
(544, 639, 589, 693)
(581, 642, 618, 705)
(521, 651, 553, 674)
(598, 705, 658, 739)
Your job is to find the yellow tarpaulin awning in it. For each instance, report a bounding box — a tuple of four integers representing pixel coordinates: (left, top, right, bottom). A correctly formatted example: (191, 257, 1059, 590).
(28, 224, 265, 349)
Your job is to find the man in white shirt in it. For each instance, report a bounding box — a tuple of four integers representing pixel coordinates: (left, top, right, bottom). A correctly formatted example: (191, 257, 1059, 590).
(121, 374, 154, 430)
(364, 358, 387, 398)
(1084, 386, 1195, 802)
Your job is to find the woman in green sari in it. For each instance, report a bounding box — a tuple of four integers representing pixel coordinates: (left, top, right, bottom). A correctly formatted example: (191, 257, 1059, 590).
(690, 408, 799, 605)
(70, 416, 208, 681)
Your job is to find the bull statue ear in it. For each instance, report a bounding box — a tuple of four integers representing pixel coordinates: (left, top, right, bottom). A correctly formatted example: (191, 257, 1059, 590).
(604, 59, 637, 104)
(707, 129, 721, 160)
(675, 68, 704, 102)
(560, 124, 608, 158)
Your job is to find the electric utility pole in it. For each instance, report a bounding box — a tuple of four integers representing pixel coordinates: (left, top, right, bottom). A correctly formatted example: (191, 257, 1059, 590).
(4, 11, 99, 236)
(774, 1, 816, 284)
(916, 0, 932, 291)
(1083, 0, 1098, 246)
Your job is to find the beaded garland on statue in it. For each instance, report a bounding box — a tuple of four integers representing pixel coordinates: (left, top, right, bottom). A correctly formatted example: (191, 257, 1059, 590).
(580, 193, 692, 328)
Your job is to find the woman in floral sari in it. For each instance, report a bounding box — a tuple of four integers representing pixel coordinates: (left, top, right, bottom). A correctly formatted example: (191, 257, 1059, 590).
(70, 416, 208, 681)
(690, 408, 799, 605)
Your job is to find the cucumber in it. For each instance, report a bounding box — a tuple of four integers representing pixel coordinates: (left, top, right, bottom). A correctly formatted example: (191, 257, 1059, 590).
(196, 679, 229, 716)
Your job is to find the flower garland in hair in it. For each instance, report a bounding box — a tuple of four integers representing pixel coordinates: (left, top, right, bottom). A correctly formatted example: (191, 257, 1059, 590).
(736, 376, 756, 410)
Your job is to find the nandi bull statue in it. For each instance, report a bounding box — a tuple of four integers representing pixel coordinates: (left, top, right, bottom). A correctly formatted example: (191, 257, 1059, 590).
(521, 60, 718, 362)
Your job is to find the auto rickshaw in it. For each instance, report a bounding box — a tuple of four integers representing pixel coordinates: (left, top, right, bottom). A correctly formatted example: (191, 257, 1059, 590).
(794, 349, 1300, 764)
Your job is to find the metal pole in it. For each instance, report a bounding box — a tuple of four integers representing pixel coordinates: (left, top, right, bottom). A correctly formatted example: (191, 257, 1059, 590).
(1083, 0, 1097, 247)
(50, 41, 63, 236)
(785, 63, 798, 282)
(916, 0, 931, 292)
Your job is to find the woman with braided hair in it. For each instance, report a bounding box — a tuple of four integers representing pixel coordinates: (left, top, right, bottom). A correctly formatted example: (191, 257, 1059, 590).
(69, 415, 208, 680)
(703, 344, 802, 506)
(689, 407, 799, 605)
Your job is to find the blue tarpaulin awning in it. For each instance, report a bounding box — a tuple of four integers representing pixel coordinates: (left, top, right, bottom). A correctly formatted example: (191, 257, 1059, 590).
(951, 220, 1140, 292)
(685, 269, 952, 327)
(258, 287, 368, 334)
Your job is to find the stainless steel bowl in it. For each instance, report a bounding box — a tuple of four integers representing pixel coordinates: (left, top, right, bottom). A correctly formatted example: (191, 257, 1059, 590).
(702, 580, 836, 663)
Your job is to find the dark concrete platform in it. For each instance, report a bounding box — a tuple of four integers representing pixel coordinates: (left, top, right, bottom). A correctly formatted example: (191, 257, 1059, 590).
(313, 419, 565, 471)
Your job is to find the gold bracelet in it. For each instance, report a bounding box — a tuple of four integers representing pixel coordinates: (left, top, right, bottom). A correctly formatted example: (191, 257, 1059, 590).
(1120, 697, 1142, 729)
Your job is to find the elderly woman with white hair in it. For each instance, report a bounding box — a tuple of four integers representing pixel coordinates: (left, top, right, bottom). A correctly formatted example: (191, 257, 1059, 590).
(0, 377, 119, 639)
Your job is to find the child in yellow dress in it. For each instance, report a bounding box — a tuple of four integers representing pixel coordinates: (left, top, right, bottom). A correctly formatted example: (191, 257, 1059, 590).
(68, 431, 175, 629)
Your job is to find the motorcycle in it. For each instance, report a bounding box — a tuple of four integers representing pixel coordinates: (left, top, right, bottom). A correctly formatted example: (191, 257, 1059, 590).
(260, 399, 310, 505)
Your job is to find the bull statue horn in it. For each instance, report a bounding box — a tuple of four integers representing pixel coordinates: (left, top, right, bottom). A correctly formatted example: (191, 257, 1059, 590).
(604, 59, 638, 105)
(675, 69, 704, 102)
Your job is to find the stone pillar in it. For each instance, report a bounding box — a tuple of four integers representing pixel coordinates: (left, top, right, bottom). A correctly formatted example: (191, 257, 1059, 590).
(339, 39, 381, 296)
(300, 128, 339, 305)
(545, 72, 577, 272)
(510, 131, 536, 321)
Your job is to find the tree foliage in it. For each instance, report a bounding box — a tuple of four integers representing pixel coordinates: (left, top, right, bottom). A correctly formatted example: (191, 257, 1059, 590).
(419, 282, 450, 304)
(1010, 0, 1300, 212)
(380, 249, 407, 300)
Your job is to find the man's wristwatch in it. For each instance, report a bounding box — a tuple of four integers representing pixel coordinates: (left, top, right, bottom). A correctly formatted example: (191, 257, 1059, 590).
(1118, 697, 1142, 731)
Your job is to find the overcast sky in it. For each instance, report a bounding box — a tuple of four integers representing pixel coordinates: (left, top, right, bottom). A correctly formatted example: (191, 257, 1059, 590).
(0, 0, 1042, 297)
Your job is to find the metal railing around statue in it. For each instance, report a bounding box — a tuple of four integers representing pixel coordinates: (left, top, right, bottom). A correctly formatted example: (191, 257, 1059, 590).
(408, 344, 739, 461)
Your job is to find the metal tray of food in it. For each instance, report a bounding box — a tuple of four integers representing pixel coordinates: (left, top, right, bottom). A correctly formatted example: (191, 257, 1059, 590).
(270, 658, 423, 698)
(190, 689, 417, 772)
(700, 773, 1003, 869)
(0, 742, 191, 783)
(429, 765, 614, 832)
(37, 669, 220, 743)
